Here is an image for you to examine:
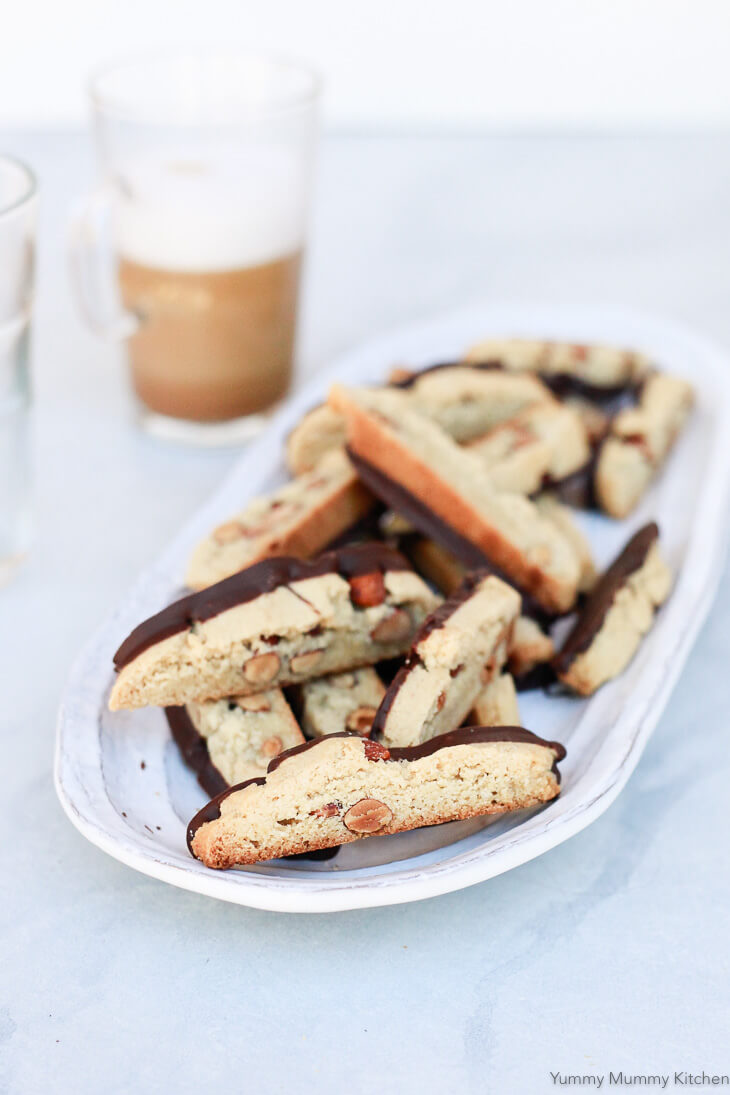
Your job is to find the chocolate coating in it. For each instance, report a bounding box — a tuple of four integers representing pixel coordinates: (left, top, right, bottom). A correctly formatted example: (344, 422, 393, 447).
(165, 706, 228, 799)
(553, 522, 659, 674)
(114, 542, 412, 670)
(187, 724, 567, 851)
(346, 448, 555, 625)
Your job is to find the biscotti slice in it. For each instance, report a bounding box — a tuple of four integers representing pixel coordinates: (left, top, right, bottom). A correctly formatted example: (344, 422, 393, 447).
(595, 374, 694, 518)
(295, 667, 386, 738)
(110, 543, 439, 711)
(471, 673, 520, 726)
(330, 384, 581, 614)
(286, 404, 349, 475)
(166, 690, 304, 795)
(468, 402, 590, 495)
(534, 495, 596, 593)
(188, 726, 566, 867)
(396, 365, 554, 442)
(553, 522, 672, 696)
(403, 536, 555, 686)
(371, 573, 520, 749)
(464, 337, 651, 391)
(186, 450, 374, 590)
(508, 616, 555, 678)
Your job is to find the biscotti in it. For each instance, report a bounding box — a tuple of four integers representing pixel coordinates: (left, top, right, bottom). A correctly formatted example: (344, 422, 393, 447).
(553, 523, 672, 695)
(330, 384, 581, 614)
(403, 536, 556, 684)
(296, 667, 386, 738)
(393, 364, 554, 442)
(372, 573, 520, 749)
(110, 543, 439, 710)
(534, 495, 596, 593)
(468, 402, 591, 494)
(286, 404, 349, 475)
(166, 690, 304, 793)
(188, 727, 566, 867)
(471, 673, 520, 726)
(463, 337, 651, 391)
(595, 374, 694, 518)
(186, 449, 374, 590)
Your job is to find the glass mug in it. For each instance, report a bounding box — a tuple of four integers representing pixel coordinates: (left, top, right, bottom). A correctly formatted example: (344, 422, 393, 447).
(70, 51, 320, 443)
(0, 156, 36, 583)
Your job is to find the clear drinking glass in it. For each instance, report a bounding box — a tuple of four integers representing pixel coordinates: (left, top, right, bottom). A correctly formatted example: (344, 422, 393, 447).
(69, 51, 320, 444)
(0, 157, 36, 584)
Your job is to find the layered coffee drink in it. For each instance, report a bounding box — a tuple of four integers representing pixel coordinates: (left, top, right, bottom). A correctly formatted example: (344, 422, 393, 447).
(115, 155, 306, 423)
(119, 251, 301, 421)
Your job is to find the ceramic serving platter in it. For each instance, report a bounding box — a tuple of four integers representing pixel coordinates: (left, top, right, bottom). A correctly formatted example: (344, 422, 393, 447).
(55, 302, 730, 913)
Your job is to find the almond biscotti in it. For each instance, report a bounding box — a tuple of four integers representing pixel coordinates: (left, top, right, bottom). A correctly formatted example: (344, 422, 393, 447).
(534, 495, 596, 593)
(393, 364, 554, 442)
(463, 337, 651, 391)
(110, 543, 439, 711)
(329, 384, 581, 614)
(166, 689, 304, 794)
(470, 673, 520, 726)
(372, 573, 520, 749)
(468, 402, 590, 494)
(296, 667, 386, 738)
(188, 727, 566, 867)
(186, 449, 374, 590)
(286, 404, 349, 475)
(553, 522, 672, 696)
(402, 536, 556, 684)
(595, 374, 694, 518)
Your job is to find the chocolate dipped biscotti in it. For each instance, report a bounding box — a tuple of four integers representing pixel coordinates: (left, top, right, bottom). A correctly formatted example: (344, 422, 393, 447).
(110, 543, 439, 711)
(188, 726, 566, 868)
(166, 690, 305, 796)
(372, 573, 520, 749)
(470, 672, 520, 726)
(467, 402, 590, 495)
(595, 373, 694, 518)
(329, 384, 581, 614)
(553, 522, 672, 696)
(295, 667, 386, 738)
(463, 337, 651, 393)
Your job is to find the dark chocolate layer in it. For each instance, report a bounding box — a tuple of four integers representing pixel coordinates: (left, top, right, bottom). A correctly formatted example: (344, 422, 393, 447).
(346, 448, 554, 625)
(187, 724, 567, 850)
(114, 541, 412, 670)
(165, 706, 228, 799)
(553, 522, 659, 674)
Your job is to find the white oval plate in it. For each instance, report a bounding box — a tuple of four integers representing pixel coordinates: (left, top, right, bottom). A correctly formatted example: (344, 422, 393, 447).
(55, 302, 730, 913)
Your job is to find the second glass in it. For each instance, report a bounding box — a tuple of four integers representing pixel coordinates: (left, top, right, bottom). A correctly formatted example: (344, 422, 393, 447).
(71, 51, 320, 443)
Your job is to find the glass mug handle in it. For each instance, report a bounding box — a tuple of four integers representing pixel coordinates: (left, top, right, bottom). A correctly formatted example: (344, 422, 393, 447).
(68, 185, 139, 340)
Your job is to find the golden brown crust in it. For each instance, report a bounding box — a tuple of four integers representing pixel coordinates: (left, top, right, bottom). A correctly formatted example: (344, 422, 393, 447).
(331, 386, 578, 613)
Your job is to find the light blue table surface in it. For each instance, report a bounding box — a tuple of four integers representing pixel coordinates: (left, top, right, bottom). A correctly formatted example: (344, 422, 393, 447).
(2, 132, 729, 1094)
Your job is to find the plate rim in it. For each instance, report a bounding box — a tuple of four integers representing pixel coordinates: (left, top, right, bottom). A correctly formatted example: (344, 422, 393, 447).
(55, 301, 730, 913)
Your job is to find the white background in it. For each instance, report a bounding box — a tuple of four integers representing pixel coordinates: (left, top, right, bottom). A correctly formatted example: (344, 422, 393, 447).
(3, 0, 730, 130)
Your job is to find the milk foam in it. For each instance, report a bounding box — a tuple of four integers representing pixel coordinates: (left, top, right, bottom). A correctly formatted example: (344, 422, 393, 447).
(115, 147, 306, 272)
